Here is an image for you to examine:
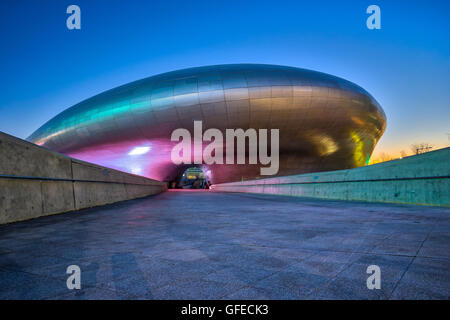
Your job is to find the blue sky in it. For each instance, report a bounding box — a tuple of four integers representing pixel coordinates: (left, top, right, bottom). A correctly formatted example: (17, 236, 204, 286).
(0, 0, 449, 157)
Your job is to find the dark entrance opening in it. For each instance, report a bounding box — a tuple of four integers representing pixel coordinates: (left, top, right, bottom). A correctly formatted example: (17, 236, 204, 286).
(170, 166, 211, 189)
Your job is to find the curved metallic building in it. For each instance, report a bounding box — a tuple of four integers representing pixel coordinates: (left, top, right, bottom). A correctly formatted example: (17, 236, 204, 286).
(28, 64, 386, 184)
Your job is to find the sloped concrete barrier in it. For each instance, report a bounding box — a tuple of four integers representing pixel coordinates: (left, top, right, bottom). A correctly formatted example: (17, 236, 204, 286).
(0, 131, 167, 224)
(212, 148, 450, 207)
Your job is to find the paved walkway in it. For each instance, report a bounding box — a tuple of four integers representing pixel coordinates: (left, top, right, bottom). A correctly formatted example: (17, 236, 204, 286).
(0, 190, 449, 299)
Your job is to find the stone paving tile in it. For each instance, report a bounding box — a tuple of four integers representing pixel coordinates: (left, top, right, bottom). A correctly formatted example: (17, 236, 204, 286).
(100, 272, 166, 298)
(0, 268, 70, 300)
(417, 246, 450, 259)
(390, 257, 450, 299)
(36, 253, 163, 288)
(204, 246, 295, 272)
(390, 283, 450, 300)
(0, 251, 73, 277)
(222, 286, 274, 299)
(308, 253, 414, 299)
(281, 251, 359, 278)
(250, 270, 330, 299)
(99, 257, 220, 296)
(151, 278, 248, 300)
(369, 242, 422, 256)
(203, 265, 279, 287)
(310, 278, 398, 300)
(47, 287, 137, 300)
(341, 254, 413, 283)
(0, 191, 449, 299)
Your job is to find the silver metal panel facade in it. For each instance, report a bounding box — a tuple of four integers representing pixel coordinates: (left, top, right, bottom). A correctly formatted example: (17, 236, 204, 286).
(28, 64, 386, 184)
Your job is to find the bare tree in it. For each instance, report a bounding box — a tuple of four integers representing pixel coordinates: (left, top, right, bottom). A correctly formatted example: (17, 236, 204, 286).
(379, 152, 394, 162)
(410, 143, 433, 155)
(370, 152, 395, 164)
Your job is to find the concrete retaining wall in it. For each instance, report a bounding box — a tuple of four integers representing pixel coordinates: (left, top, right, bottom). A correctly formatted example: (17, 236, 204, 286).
(0, 131, 167, 224)
(212, 147, 450, 207)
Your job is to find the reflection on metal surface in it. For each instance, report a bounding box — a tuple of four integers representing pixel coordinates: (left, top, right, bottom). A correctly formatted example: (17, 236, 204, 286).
(307, 130, 338, 157)
(28, 64, 386, 184)
(350, 130, 367, 166)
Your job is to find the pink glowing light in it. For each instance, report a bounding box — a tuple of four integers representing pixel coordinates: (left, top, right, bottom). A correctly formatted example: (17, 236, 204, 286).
(128, 146, 151, 155)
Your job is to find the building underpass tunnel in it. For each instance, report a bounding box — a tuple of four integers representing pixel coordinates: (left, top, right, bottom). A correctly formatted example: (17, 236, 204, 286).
(171, 166, 211, 189)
